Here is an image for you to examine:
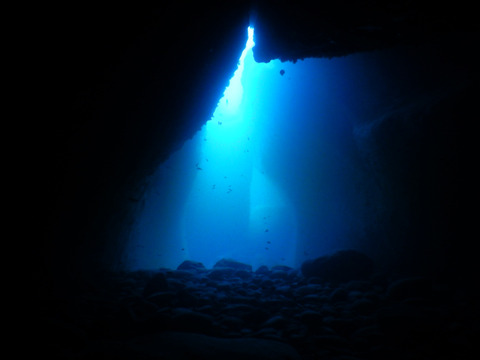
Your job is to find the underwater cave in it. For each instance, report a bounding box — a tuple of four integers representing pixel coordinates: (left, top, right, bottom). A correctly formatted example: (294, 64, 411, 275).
(33, 2, 478, 358)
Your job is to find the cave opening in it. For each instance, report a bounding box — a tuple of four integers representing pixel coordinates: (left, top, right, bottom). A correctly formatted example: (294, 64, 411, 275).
(124, 26, 368, 272)
(125, 27, 298, 270)
(36, 6, 478, 358)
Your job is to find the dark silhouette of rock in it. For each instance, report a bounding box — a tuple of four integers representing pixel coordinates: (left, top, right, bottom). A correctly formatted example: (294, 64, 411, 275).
(255, 265, 270, 274)
(177, 260, 206, 272)
(213, 258, 252, 272)
(168, 269, 195, 279)
(386, 277, 433, 302)
(235, 269, 253, 280)
(301, 250, 374, 283)
(208, 267, 236, 280)
(329, 287, 349, 302)
(377, 303, 444, 343)
(171, 308, 215, 333)
(126, 331, 302, 359)
(143, 272, 168, 297)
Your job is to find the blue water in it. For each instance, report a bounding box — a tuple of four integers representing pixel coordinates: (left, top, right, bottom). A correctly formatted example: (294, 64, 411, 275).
(125, 27, 368, 271)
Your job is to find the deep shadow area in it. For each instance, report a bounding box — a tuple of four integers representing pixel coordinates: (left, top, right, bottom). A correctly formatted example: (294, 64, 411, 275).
(26, 1, 479, 358)
(41, 257, 476, 359)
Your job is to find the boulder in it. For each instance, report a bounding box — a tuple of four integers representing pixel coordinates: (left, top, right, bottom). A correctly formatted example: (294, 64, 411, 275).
(143, 272, 168, 297)
(301, 250, 374, 283)
(177, 260, 206, 272)
(171, 308, 216, 333)
(271, 265, 293, 272)
(386, 277, 433, 302)
(255, 265, 270, 275)
(213, 258, 253, 272)
(208, 267, 236, 280)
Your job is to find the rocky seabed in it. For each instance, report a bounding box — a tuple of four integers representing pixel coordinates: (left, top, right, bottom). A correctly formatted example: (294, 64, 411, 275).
(42, 258, 477, 359)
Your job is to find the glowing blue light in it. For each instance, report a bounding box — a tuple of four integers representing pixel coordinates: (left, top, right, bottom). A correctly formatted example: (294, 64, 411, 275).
(208, 27, 255, 121)
(180, 26, 297, 269)
(127, 26, 314, 271)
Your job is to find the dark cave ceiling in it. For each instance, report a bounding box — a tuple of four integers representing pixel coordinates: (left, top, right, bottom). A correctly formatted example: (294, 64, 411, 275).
(252, 0, 477, 62)
(37, 0, 477, 179)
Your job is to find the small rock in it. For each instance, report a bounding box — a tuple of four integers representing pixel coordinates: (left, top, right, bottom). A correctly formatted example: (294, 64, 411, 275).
(301, 294, 323, 304)
(295, 284, 324, 296)
(270, 270, 290, 280)
(271, 265, 293, 272)
(214, 259, 253, 272)
(167, 269, 195, 279)
(307, 276, 324, 284)
(217, 281, 232, 291)
(235, 269, 253, 280)
(322, 316, 357, 336)
(253, 327, 283, 341)
(241, 308, 271, 324)
(386, 277, 433, 302)
(177, 260, 206, 272)
(275, 285, 292, 294)
(166, 278, 187, 290)
(296, 310, 323, 328)
(176, 289, 200, 308)
(208, 267, 236, 280)
(301, 250, 374, 283)
(255, 265, 270, 274)
(223, 303, 257, 314)
(350, 299, 376, 314)
(171, 308, 215, 333)
(146, 291, 176, 307)
(329, 288, 349, 303)
(143, 272, 168, 297)
(260, 278, 275, 288)
(219, 315, 245, 331)
(126, 331, 302, 360)
(263, 315, 288, 329)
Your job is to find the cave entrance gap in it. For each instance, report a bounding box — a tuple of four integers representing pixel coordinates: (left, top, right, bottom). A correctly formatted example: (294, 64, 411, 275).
(181, 27, 296, 269)
(127, 26, 359, 271)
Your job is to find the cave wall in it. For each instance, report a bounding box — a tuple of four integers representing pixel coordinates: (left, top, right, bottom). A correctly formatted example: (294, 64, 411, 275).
(347, 42, 478, 278)
(32, 3, 252, 292)
(250, 0, 478, 281)
(31, 1, 478, 295)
